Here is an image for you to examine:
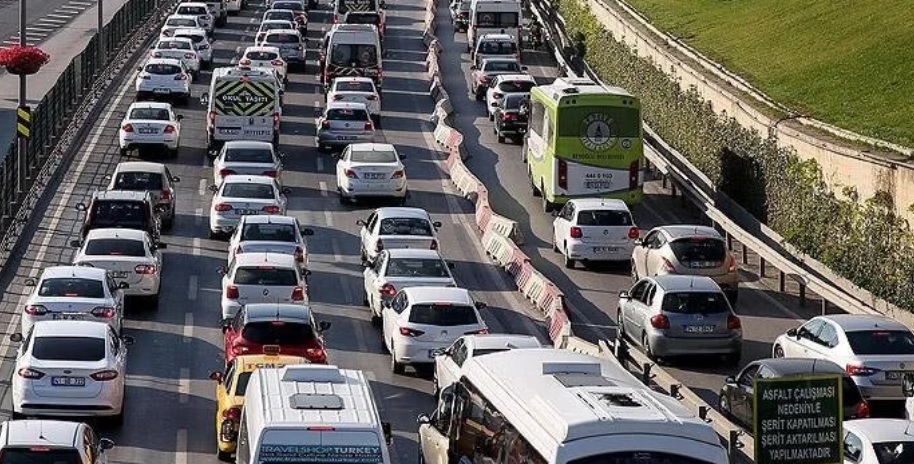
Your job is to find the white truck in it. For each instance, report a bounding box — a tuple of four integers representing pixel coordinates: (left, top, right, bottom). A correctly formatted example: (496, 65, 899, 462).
(467, 0, 521, 51)
(200, 66, 283, 154)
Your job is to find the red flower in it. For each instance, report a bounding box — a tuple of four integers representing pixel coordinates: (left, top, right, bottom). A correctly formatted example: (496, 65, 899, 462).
(0, 46, 50, 75)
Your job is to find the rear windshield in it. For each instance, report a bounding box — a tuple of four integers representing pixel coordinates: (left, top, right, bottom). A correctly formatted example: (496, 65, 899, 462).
(338, 0, 378, 14)
(222, 183, 275, 199)
(346, 13, 380, 24)
(0, 448, 83, 464)
(335, 80, 376, 93)
(85, 238, 147, 257)
(846, 330, 914, 355)
(474, 11, 519, 28)
(497, 80, 534, 93)
(168, 18, 198, 27)
(224, 147, 274, 163)
(113, 172, 163, 191)
(351, 148, 396, 163)
(241, 223, 297, 242)
(178, 6, 208, 14)
(478, 41, 516, 55)
(576, 209, 633, 226)
(32, 337, 106, 361)
(502, 94, 528, 110)
(670, 237, 726, 262)
(38, 277, 105, 298)
(660, 292, 730, 314)
(273, 2, 304, 10)
(146, 63, 182, 75)
(129, 107, 170, 120)
(329, 44, 379, 67)
(265, 33, 300, 44)
(870, 441, 914, 464)
(157, 40, 192, 50)
(176, 33, 206, 43)
(234, 267, 298, 285)
(90, 200, 149, 229)
(327, 108, 369, 121)
(409, 304, 478, 326)
(379, 218, 433, 236)
(385, 258, 449, 278)
(264, 11, 294, 21)
(242, 321, 315, 345)
(261, 21, 293, 31)
(246, 51, 279, 61)
(483, 60, 520, 72)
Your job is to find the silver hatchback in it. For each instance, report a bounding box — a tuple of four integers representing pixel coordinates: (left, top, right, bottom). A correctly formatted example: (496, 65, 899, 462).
(315, 101, 376, 153)
(617, 274, 742, 365)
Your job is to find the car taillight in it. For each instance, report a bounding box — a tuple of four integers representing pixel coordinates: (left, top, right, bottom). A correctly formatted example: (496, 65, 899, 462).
(214, 203, 232, 212)
(728, 255, 737, 273)
(174, 74, 188, 81)
(465, 328, 488, 335)
(557, 159, 568, 190)
(24, 305, 47, 316)
(660, 258, 675, 273)
(846, 364, 881, 377)
(163, 125, 176, 134)
(366, 95, 378, 100)
(294, 247, 305, 263)
(430, 240, 438, 250)
(232, 345, 250, 355)
(344, 169, 358, 179)
(161, 189, 172, 200)
(219, 169, 236, 178)
(570, 227, 583, 239)
(262, 170, 278, 177)
(391, 170, 404, 179)
(17, 368, 45, 379)
(305, 347, 327, 363)
(208, 111, 216, 122)
(271, 59, 284, 66)
(223, 407, 241, 421)
(225, 285, 239, 299)
(380, 283, 396, 296)
(650, 314, 670, 330)
(854, 401, 870, 418)
(184, 53, 195, 59)
(239, 58, 252, 66)
(629, 159, 640, 191)
(628, 227, 640, 239)
(479, 75, 489, 84)
(135, 264, 157, 275)
(122, 123, 134, 133)
(364, 121, 373, 130)
(91, 306, 116, 318)
(262, 205, 281, 214)
(291, 286, 305, 301)
(321, 120, 330, 129)
(90, 370, 119, 381)
(399, 327, 425, 337)
(727, 315, 742, 330)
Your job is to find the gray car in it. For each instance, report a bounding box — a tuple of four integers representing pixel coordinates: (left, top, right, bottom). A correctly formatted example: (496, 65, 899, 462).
(315, 101, 376, 153)
(106, 162, 180, 230)
(617, 274, 742, 365)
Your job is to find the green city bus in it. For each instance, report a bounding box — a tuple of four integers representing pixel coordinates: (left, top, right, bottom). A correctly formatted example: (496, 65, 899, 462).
(523, 77, 643, 212)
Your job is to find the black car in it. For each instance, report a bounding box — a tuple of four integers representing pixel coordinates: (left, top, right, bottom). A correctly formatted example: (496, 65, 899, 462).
(493, 93, 529, 144)
(718, 357, 869, 429)
(75, 190, 162, 242)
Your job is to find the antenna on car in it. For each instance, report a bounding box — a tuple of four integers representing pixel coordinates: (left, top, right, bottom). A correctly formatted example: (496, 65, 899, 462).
(906, 421, 914, 437)
(38, 420, 47, 442)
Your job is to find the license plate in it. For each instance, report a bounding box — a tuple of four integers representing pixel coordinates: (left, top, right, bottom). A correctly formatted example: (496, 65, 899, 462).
(111, 271, 129, 278)
(684, 325, 716, 334)
(219, 128, 241, 135)
(585, 181, 613, 190)
(689, 261, 718, 269)
(52, 314, 83, 321)
(52, 376, 86, 387)
(337, 135, 357, 141)
(244, 130, 272, 137)
(364, 173, 386, 180)
(886, 371, 912, 381)
(153, 88, 170, 94)
(236, 209, 257, 215)
(593, 246, 619, 254)
(138, 128, 157, 134)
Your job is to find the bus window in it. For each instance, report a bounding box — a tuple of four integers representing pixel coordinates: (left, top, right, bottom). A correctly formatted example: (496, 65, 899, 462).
(529, 100, 545, 137)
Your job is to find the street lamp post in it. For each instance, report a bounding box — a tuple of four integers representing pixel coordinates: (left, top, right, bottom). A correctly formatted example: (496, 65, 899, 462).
(98, 0, 105, 66)
(16, 0, 26, 194)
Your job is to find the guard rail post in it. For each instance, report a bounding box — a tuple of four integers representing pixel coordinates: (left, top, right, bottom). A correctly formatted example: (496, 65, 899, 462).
(640, 362, 652, 385)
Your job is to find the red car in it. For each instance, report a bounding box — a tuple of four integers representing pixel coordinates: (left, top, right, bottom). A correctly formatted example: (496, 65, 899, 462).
(222, 303, 331, 365)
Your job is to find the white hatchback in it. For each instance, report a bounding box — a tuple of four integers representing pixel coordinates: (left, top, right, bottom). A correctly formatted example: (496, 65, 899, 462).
(240, 46, 288, 85)
(174, 2, 213, 34)
(358, 207, 441, 264)
(212, 140, 284, 186)
(336, 143, 407, 204)
(134, 58, 191, 105)
(173, 27, 213, 67)
(218, 252, 309, 320)
(485, 74, 535, 119)
(152, 37, 201, 77)
(160, 14, 203, 38)
(552, 198, 639, 269)
(117, 101, 183, 157)
(327, 77, 382, 124)
(228, 215, 314, 272)
(21, 266, 127, 336)
(71, 228, 165, 307)
(208, 175, 290, 238)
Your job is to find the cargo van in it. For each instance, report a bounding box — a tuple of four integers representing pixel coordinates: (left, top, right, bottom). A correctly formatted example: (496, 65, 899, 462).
(320, 24, 383, 89)
(467, 0, 521, 51)
(200, 66, 283, 152)
(236, 364, 393, 464)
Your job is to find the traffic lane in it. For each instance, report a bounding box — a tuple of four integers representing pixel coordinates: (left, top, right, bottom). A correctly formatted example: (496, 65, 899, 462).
(0, 0, 91, 46)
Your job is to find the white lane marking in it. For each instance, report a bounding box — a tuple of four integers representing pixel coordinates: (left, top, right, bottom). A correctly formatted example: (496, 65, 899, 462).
(26, 27, 55, 32)
(315, 155, 324, 172)
(350, 307, 369, 353)
(197, 178, 207, 195)
(331, 238, 342, 263)
(192, 237, 202, 256)
(36, 18, 67, 24)
(175, 429, 188, 464)
(188, 275, 198, 301)
(195, 207, 204, 226)
(178, 367, 190, 404)
(323, 210, 333, 228)
(318, 181, 328, 197)
(441, 180, 462, 225)
(46, 13, 74, 19)
(339, 275, 354, 305)
(183, 313, 194, 341)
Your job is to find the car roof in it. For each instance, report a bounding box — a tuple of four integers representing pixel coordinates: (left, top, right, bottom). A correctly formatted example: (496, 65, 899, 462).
(3, 420, 82, 447)
(224, 140, 274, 150)
(159, 36, 194, 43)
(479, 33, 514, 40)
(127, 101, 172, 110)
(167, 14, 199, 19)
(245, 45, 282, 53)
(93, 190, 151, 201)
(384, 248, 443, 259)
(843, 419, 914, 442)
(84, 228, 149, 241)
(656, 225, 721, 240)
(41, 265, 108, 280)
(114, 161, 167, 174)
(32, 320, 110, 338)
(145, 57, 184, 66)
(494, 74, 535, 82)
(402, 286, 472, 305)
(569, 198, 630, 211)
(349, 142, 395, 152)
(234, 354, 309, 373)
(241, 214, 297, 225)
(819, 314, 909, 332)
(375, 207, 431, 220)
(221, 175, 276, 185)
(173, 27, 207, 35)
(244, 303, 312, 323)
(752, 357, 846, 376)
(326, 101, 369, 110)
(465, 334, 542, 351)
(648, 275, 722, 293)
(234, 252, 298, 267)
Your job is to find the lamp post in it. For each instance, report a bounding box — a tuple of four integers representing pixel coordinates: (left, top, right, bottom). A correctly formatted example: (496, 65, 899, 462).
(16, 0, 26, 194)
(98, 0, 105, 66)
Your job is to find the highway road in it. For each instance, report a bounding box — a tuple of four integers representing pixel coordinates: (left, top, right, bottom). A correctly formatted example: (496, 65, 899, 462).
(0, 0, 556, 461)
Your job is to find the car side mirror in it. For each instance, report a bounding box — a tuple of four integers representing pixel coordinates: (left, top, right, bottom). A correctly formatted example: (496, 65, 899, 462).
(217, 266, 227, 275)
(24, 278, 36, 286)
(9, 333, 22, 343)
(318, 320, 331, 333)
(633, 238, 643, 246)
(70, 239, 82, 248)
(208, 184, 218, 193)
(200, 92, 210, 105)
(382, 421, 392, 444)
(474, 301, 487, 310)
(417, 414, 430, 425)
(618, 291, 630, 300)
(209, 371, 223, 382)
(301, 228, 314, 236)
(171, 176, 181, 182)
(75, 203, 87, 212)
(356, 219, 367, 227)
(118, 282, 130, 289)
(98, 438, 115, 451)
(176, 115, 184, 121)
(430, 347, 445, 357)
(786, 327, 798, 337)
(282, 187, 293, 195)
(155, 242, 168, 250)
(433, 221, 442, 228)
(469, 65, 477, 70)
(724, 375, 736, 385)
(121, 335, 135, 345)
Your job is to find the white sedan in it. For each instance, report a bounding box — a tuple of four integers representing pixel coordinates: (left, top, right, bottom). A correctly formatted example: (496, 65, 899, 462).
(152, 37, 201, 78)
(10, 321, 133, 425)
(208, 175, 290, 239)
(135, 58, 191, 105)
(358, 207, 441, 264)
(433, 334, 542, 395)
(21, 266, 127, 336)
(117, 101, 183, 157)
(485, 74, 536, 119)
(228, 215, 314, 272)
(327, 77, 382, 125)
(843, 419, 914, 463)
(212, 140, 284, 186)
(71, 228, 165, 309)
(240, 46, 287, 85)
(337, 143, 407, 205)
(160, 14, 203, 38)
(363, 249, 456, 325)
(255, 19, 296, 42)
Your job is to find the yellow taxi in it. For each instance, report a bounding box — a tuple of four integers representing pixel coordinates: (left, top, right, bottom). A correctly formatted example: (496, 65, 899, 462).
(209, 352, 308, 461)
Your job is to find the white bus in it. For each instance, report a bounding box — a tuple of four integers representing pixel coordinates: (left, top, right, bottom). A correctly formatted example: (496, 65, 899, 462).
(467, 0, 521, 51)
(418, 348, 728, 464)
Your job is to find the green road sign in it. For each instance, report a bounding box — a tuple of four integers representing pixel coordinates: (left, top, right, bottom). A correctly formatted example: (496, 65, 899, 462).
(754, 374, 843, 464)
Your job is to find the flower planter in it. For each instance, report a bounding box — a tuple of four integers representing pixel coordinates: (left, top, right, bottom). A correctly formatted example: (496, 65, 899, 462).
(0, 46, 50, 75)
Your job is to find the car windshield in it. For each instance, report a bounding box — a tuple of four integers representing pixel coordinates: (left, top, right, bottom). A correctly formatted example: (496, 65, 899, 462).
(168, 18, 197, 26)
(669, 237, 726, 263)
(242, 321, 315, 345)
(261, 22, 293, 30)
(870, 441, 914, 464)
(846, 330, 914, 355)
(502, 94, 527, 110)
(409, 304, 478, 326)
(273, 2, 303, 11)
(129, 108, 170, 120)
(576, 210, 633, 226)
(346, 13, 380, 25)
(483, 60, 520, 72)
(265, 33, 300, 44)
(113, 172, 164, 191)
(157, 40, 192, 50)
(0, 448, 83, 464)
(233, 267, 298, 285)
(241, 223, 297, 242)
(38, 277, 105, 298)
(145, 63, 182, 75)
(351, 148, 397, 163)
(497, 80, 534, 93)
(335, 80, 376, 93)
(84, 238, 147, 257)
(327, 108, 369, 121)
(222, 183, 276, 199)
(385, 258, 449, 278)
(178, 6, 208, 14)
(90, 200, 148, 229)
(660, 292, 730, 314)
(379, 218, 433, 236)
(224, 147, 274, 163)
(329, 44, 379, 67)
(478, 41, 516, 55)
(247, 51, 279, 61)
(32, 336, 106, 361)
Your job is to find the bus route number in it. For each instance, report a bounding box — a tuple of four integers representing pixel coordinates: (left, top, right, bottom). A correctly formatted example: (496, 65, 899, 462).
(584, 173, 612, 190)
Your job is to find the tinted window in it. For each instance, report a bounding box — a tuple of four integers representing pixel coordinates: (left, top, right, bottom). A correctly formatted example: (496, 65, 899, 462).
(329, 44, 379, 67)
(32, 336, 106, 361)
(234, 372, 252, 396)
(409, 304, 478, 326)
(38, 278, 105, 298)
(224, 148, 274, 163)
(178, 6, 208, 14)
(660, 292, 730, 314)
(327, 108, 370, 121)
(335, 80, 376, 92)
(273, 2, 303, 10)
(846, 330, 914, 355)
(157, 40, 192, 50)
(570, 453, 715, 464)
(233, 267, 298, 285)
(871, 441, 914, 464)
(84, 238, 147, 257)
(479, 41, 517, 55)
(385, 258, 449, 278)
(497, 80, 533, 93)
(474, 11, 519, 27)
(113, 172, 163, 191)
(346, 13, 380, 24)
(90, 200, 148, 229)
(222, 183, 276, 199)
(483, 60, 520, 72)
(576, 209, 632, 226)
(265, 33, 300, 44)
(129, 108, 170, 120)
(246, 51, 279, 61)
(264, 11, 294, 21)
(0, 448, 83, 464)
(502, 94, 527, 110)
(241, 224, 297, 242)
(379, 218, 433, 236)
(669, 237, 726, 262)
(168, 18, 198, 26)
(145, 63, 182, 75)
(242, 321, 315, 345)
(351, 148, 397, 163)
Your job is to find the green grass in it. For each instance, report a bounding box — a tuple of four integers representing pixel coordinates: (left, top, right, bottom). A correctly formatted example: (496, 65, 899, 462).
(620, 0, 914, 147)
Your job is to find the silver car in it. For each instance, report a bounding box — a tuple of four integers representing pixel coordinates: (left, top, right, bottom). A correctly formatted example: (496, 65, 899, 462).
(256, 29, 305, 70)
(315, 101, 376, 153)
(212, 140, 284, 186)
(106, 161, 180, 230)
(617, 274, 742, 365)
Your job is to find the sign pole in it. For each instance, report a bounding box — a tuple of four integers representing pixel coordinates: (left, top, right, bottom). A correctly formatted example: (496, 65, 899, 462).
(16, 0, 26, 194)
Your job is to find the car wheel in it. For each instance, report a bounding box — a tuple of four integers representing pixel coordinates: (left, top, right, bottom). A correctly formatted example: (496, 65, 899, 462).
(773, 344, 785, 358)
(563, 247, 574, 269)
(371, 313, 382, 328)
(497, 134, 505, 143)
(390, 348, 405, 375)
(208, 230, 221, 240)
(217, 450, 234, 462)
(488, 112, 494, 122)
(338, 190, 347, 204)
(642, 332, 657, 361)
(119, 147, 129, 157)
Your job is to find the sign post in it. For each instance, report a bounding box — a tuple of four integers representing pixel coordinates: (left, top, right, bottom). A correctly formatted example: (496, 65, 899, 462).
(754, 374, 843, 464)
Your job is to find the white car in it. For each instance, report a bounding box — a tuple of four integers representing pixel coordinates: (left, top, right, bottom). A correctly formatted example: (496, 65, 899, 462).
(135, 58, 191, 105)
(71, 228, 165, 307)
(117, 102, 183, 158)
(363, 249, 456, 324)
(261, 9, 297, 28)
(336, 143, 407, 205)
(255, 19, 296, 42)
(240, 46, 288, 85)
(160, 14, 203, 37)
(213, 140, 284, 186)
(21, 266, 127, 336)
(327, 77, 382, 124)
(0, 420, 116, 462)
(773, 314, 914, 402)
(173, 27, 212, 67)
(358, 207, 441, 264)
(226, 0, 244, 14)
(552, 198, 639, 269)
(10, 320, 134, 424)
(152, 37, 201, 78)
(228, 215, 314, 272)
(843, 419, 914, 464)
(218, 252, 309, 320)
(485, 74, 535, 119)
(433, 334, 542, 394)
(174, 2, 213, 34)
(255, 29, 306, 70)
(382, 287, 488, 375)
(208, 175, 290, 238)
(315, 102, 377, 152)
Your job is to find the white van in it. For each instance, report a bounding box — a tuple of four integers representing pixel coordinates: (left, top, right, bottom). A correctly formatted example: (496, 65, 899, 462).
(467, 0, 521, 51)
(236, 364, 394, 464)
(200, 66, 283, 152)
(320, 24, 383, 89)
